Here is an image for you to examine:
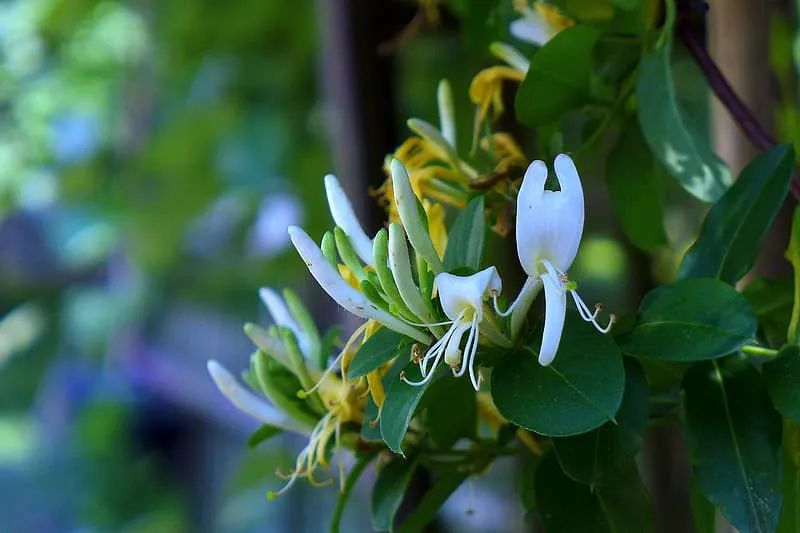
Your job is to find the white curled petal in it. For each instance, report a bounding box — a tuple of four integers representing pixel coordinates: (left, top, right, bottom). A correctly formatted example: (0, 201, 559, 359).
(207, 360, 309, 434)
(259, 287, 309, 356)
(510, 15, 554, 46)
(324, 174, 374, 265)
(288, 226, 429, 343)
(435, 266, 502, 322)
(551, 154, 584, 271)
(538, 272, 567, 366)
(515, 160, 549, 276)
(388, 223, 434, 321)
(390, 159, 444, 273)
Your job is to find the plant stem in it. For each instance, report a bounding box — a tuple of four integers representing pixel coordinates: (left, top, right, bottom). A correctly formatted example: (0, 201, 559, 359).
(741, 344, 779, 358)
(676, 13, 800, 200)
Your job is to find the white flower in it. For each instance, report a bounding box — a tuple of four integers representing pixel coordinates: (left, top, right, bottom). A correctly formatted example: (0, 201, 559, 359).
(515, 154, 613, 366)
(324, 174, 374, 265)
(402, 266, 502, 391)
(510, 1, 572, 47)
(288, 225, 430, 344)
(206, 360, 309, 434)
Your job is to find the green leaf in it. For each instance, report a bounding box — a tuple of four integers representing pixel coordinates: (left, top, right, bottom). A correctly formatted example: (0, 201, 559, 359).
(492, 312, 625, 436)
(331, 451, 378, 533)
(349, 328, 412, 379)
(421, 374, 477, 449)
(742, 277, 794, 347)
(636, 26, 730, 202)
(606, 117, 667, 252)
(787, 206, 800, 344)
(764, 344, 800, 422)
(777, 440, 800, 533)
(380, 362, 438, 455)
(397, 466, 471, 533)
(247, 425, 281, 449)
(516, 25, 601, 125)
(371, 459, 417, 531)
(443, 195, 485, 272)
(618, 278, 757, 361)
(690, 483, 716, 533)
(679, 145, 796, 283)
(553, 358, 648, 486)
(535, 452, 654, 532)
(361, 357, 405, 443)
(683, 359, 782, 533)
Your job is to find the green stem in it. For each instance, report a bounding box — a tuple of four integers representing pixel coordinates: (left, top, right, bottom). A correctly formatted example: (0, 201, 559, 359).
(741, 344, 779, 358)
(329, 450, 378, 533)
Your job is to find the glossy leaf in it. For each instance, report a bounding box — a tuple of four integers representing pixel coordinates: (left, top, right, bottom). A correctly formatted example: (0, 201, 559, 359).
(679, 145, 795, 283)
(371, 459, 417, 531)
(636, 28, 730, 202)
(606, 117, 667, 252)
(516, 25, 601, 125)
(683, 359, 782, 533)
(492, 312, 625, 436)
(618, 278, 757, 361)
(553, 358, 648, 486)
(763, 344, 800, 422)
(380, 362, 438, 455)
(349, 328, 412, 379)
(443, 195, 485, 272)
(535, 452, 654, 532)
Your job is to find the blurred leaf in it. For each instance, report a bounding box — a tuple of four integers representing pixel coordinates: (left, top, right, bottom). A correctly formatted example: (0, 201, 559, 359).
(636, 27, 730, 202)
(422, 374, 477, 448)
(779, 422, 800, 532)
(553, 358, 648, 486)
(380, 362, 437, 455)
(535, 452, 653, 532)
(690, 483, 716, 533)
(683, 359, 782, 533)
(492, 312, 625, 436)
(763, 344, 800, 422)
(787, 206, 800, 344)
(246, 425, 281, 449)
(443, 195, 485, 272)
(349, 328, 412, 379)
(742, 277, 794, 347)
(397, 465, 471, 533)
(516, 26, 601, 125)
(618, 278, 757, 361)
(606, 117, 667, 252)
(331, 451, 377, 533)
(371, 459, 417, 532)
(679, 145, 795, 283)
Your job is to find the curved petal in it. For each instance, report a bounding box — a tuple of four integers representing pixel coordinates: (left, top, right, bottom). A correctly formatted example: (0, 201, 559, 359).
(515, 160, 548, 276)
(510, 15, 553, 46)
(538, 272, 566, 366)
(259, 287, 309, 356)
(324, 174, 374, 265)
(551, 154, 584, 270)
(288, 226, 429, 343)
(207, 360, 309, 434)
(435, 266, 501, 322)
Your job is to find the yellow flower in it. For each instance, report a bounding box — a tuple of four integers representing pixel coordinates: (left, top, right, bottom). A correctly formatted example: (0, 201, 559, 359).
(468, 66, 525, 145)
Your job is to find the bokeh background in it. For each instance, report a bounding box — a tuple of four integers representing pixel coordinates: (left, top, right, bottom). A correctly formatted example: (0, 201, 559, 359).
(0, 0, 795, 531)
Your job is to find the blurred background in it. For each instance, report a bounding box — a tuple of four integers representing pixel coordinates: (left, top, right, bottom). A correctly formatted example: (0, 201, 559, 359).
(0, 0, 796, 531)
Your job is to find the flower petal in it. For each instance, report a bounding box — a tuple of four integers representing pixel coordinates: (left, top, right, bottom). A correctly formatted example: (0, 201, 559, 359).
(324, 174, 374, 265)
(437, 80, 456, 148)
(288, 226, 430, 343)
(538, 272, 566, 366)
(435, 266, 501, 322)
(510, 15, 554, 46)
(259, 287, 308, 356)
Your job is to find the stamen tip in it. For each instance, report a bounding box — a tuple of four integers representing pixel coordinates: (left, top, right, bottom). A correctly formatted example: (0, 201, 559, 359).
(297, 389, 308, 399)
(267, 491, 278, 501)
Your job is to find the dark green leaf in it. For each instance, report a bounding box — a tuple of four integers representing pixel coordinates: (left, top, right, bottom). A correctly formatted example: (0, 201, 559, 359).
(764, 344, 800, 422)
(777, 442, 800, 533)
(397, 466, 470, 533)
(371, 459, 417, 531)
(362, 357, 405, 442)
(536, 452, 653, 532)
(683, 359, 782, 533)
(380, 363, 438, 455)
(492, 312, 625, 436)
(606, 117, 667, 252)
(518, 453, 541, 513)
(247, 425, 281, 449)
(690, 483, 716, 533)
(679, 145, 795, 283)
(349, 328, 412, 379)
(742, 277, 794, 347)
(636, 29, 730, 202)
(422, 374, 477, 448)
(618, 278, 757, 361)
(516, 25, 601, 125)
(553, 358, 648, 486)
(331, 451, 378, 533)
(443, 195, 485, 272)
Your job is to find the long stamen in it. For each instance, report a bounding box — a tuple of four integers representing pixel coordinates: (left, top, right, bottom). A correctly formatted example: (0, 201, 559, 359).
(453, 313, 479, 378)
(570, 290, 615, 333)
(420, 325, 456, 376)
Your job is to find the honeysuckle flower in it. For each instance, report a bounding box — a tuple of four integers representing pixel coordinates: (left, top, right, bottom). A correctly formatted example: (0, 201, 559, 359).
(468, 65, 525, 140)
(510, 0, 574, 46)
(288, 225, 430, 344)
(402, 266, 502, 391)
(514, 154, 614, 366)
(489, 42, 530, 73)
(324, 174, 374, 266)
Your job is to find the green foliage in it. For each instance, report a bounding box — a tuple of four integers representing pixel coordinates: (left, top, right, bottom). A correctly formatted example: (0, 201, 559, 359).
(247, 425, 282, 449)
(764, 345, 800, 422)
(380, 362, 438, 455)
(618, 278, 757, 361)
(492, 312, 625, 436)
(443, 195, 486, 272)
(349, 328, 412, 379)
(787, 207, 800, 344)
(371, 459, 417, 531)
(680, 145, 796, 283)
(683, 359, 783, 533)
